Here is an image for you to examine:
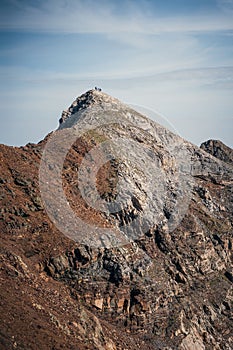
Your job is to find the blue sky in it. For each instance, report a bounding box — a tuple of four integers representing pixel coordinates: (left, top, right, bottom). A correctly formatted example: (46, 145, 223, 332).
(0, 0, 233, 147)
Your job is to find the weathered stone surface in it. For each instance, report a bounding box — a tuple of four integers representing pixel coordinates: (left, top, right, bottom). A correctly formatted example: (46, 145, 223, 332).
(200, 139, 233, 165)
(180, 329, 205, 350)
(0, 90, 232, 350)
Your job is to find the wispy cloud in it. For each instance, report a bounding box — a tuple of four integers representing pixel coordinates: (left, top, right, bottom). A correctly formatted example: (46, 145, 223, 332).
(0, 31, 224, 80)
(1, 63, 232, 91)
(1, 0, 233, 37)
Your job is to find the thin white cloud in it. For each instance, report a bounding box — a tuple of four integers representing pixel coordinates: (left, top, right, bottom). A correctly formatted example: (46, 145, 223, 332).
(1, 0, 233, 37)
(0, 30, 222, 80)
(1, 64, 232, 89)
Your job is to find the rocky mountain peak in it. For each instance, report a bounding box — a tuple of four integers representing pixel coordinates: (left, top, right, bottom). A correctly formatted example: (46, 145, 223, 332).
(200, 139, 233, 165)
(0, 91, 233, 350)
(59, 89, 121, 125)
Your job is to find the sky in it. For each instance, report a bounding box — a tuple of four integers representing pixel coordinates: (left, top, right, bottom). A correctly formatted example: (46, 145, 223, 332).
(0, 0, 233, 148)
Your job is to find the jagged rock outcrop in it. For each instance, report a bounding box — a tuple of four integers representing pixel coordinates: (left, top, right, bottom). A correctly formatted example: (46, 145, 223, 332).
(59, 89, 111, 125)
(200, 139, 233, 165)
(0, 89, 232, 350)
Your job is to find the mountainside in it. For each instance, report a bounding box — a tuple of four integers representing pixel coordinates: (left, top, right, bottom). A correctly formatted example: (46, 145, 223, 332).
(0, 89, 232, 350)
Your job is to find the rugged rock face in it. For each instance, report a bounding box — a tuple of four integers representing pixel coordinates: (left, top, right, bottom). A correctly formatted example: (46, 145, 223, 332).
(0, 89, 232, 350)
(200, 139, 233, 165)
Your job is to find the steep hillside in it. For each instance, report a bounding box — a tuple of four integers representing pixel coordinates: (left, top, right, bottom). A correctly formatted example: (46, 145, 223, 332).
(0, 90, 232, 350)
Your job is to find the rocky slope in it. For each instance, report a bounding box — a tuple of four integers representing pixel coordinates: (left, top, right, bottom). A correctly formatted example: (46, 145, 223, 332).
(0, 89, 232, 350)
(200, 139, 233, 165)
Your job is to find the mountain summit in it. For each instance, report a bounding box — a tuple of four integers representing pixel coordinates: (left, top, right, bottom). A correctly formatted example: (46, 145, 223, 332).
(59, 89, 120, 125)
(0, 90, 232, 349)
(201, 139, 233, 165)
